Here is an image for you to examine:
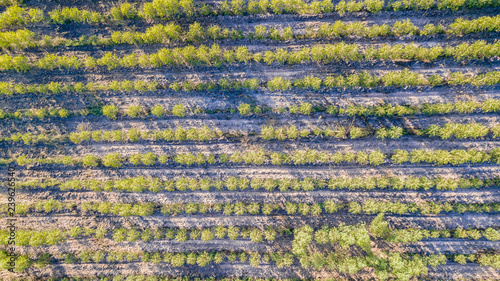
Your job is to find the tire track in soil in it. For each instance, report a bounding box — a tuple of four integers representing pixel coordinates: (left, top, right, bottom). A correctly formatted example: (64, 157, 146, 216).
(19, 189, 500, 205)
(13, 164, 500, 181)
(5, 213, 500, 231)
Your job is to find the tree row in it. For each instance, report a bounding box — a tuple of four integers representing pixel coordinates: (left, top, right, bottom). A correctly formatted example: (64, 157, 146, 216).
(1, 0, 497, 29)
(3, 15, 500, 50)
(10, 122, 495, 147)
(7, 199, 500, 217)
(5, 148, 500, 168)
(4, 70, 500, 96)
(1, 99, 500, 120)
(17, 175, 500, 192)
(1, 41, 499, 72)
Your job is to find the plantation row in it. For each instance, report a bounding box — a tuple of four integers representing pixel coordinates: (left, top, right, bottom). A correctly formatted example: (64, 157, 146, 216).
(3, 223, 498, 247)
(17, 175, 500, 192)
(2, 99, 500, 121)
(5, 148, 500, 168)
(3, 15, 500, 50)
(3, 122, 499, 146)
(1, 249, 466, 278)
(5, 70, 500, 96)
(1, 41, 498, 72)
(7, 199, 500, 216)
(1, 0, 498, 28)
(1, 226, 284, 247)
(1, 250, 299, 272)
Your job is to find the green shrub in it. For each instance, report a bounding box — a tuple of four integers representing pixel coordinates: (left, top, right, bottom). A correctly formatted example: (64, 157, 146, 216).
(172, 103, 186, 117)
(369, 150, 385, 165)
(127, 105, 143, 117)
(103, 153, 123, 168)
(102, 104, 119, 119)
(239, 103, 252, 115)
(299, 103, 313, 115)
(82, 155, 99, 167)
(142, 152, 157, 166)
(454, 254, 467, 265)
(14, 256, 32, 272)
(149, 105, 165, 117)
(350, 127, 366, 139)
(391, 150, 409, 164)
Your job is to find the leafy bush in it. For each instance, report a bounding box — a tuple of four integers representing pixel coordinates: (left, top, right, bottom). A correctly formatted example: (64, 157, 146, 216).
(111, 3, 138, 20)
(172, 103, 186, 117)
(102, 104, 119, 119)
(151, 105, 165, 117)
(141, 0, 195, 19)
(127, 105, 144, 117)
(102, 153, 123, 168)
(238, 103, 252, 115)
(5, 42, 500, 73)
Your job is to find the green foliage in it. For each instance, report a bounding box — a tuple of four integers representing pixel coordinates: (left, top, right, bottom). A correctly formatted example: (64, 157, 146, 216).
(370, 213, 389, 238)
(110, 3, 138, 20)
(82, 155, 99, 167)
(5, 16, 500, 52)
(267, 77, 292, 91)
(151, 105, 165, 117)
(29, 175, 493, 193)
(292, 225, 313, 257)
(0, 5, 43, 28)
(172, 103, 186, 117)
(238, 103, 252, 115)
(126, 105, 144, 117)
(6, 148, 500, 168)
(102, 153, 123, 168)
(102, 104, 119, 119)
(49, 7, 103, 24)
(141, 0, 195, 19)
